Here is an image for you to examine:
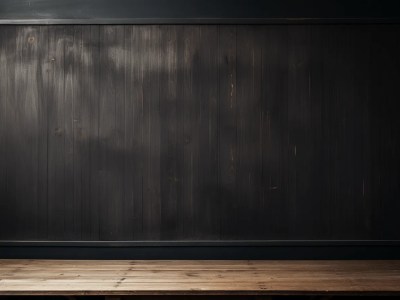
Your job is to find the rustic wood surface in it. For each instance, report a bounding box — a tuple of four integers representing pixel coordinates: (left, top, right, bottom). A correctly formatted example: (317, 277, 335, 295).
(0, 260, 399, 296)
(1, 25, 400, 242)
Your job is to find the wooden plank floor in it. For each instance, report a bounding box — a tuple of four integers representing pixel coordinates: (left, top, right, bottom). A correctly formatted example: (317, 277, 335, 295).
(0, 260, 400, 296)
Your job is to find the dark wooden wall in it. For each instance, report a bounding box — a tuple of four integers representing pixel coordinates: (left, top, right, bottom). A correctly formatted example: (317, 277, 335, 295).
(0, 25, 399, 241)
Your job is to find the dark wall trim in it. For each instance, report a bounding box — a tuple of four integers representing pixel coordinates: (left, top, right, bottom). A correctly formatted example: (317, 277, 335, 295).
(1, 0, 400, 24)
(1, 241, 400, 259)
(2, 18, 400, 25)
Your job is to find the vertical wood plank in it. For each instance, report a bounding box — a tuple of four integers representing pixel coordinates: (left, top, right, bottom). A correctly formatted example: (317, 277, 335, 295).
(0, 26, 16, 239)
(159, 25, 185, 239)
(141, 26, 162, 240)
(355, 26, 373, 238)
(63, 26, 80, 240)
(235, 26, 264, 238)
(79, 25, 98, 240)
(344, 26, 372, 238)
(12, 26, 47, 239)
(260, 25, 290, 238)
(287, 25, 313, 238)
(47, 26, 67, 239)
(307, 25, 328, 238)
(369, 25, 400, 239)
(159, 25, 179, 239)
(181, 26, 200, 239)
(174, 26, 185, 239)
(320, 25, 343, 238)
(124, 25, 147, 240)
(37, 26, 49, 240)
(192, 26, 220, 239)
(98, 25, 126, 240)
(0, 26, 6, 237)
(122, 25, 137, 240)
(316, 26, 372, 239)
(218, 25, 238, 239)
(87, 25, 101, 240)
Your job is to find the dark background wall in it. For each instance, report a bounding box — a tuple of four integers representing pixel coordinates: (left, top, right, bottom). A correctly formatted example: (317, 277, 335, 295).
(0, 24, 400, 242)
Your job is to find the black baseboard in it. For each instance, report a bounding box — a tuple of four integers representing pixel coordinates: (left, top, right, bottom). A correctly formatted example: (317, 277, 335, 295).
(1, 241, 399, 259)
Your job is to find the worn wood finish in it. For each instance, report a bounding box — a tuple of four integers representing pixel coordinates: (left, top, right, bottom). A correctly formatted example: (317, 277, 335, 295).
(1, 25, 400, 241)
(0, 260, 399, 296)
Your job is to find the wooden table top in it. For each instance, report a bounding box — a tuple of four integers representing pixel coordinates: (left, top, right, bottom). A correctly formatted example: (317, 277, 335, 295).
(0, 260, 400, 296)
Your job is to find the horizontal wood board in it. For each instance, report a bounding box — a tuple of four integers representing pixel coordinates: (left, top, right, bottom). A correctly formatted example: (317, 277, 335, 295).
(0, 260, 400, 295)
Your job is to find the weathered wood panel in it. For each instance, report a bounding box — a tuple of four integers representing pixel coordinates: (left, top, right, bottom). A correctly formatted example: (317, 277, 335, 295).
(0, 25, 400, 241)
(0, 26, 16, 239)
(1, 260, 400, 295)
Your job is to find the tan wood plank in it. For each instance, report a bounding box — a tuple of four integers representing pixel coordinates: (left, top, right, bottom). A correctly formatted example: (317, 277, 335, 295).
(0, 260, 399, 296)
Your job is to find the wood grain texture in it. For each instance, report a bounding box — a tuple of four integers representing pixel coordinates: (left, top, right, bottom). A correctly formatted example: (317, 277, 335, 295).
(98, 25, 126, 241)
(47, 25, 67, 239)
(0, 26, 15, 239)
(0, 260, 400, 295)
(218, 25, 237, 239)
(0, 25, 400, 241)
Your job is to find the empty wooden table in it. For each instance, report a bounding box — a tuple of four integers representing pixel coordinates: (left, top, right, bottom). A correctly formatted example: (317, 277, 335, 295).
(0, 260, 400, 296)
